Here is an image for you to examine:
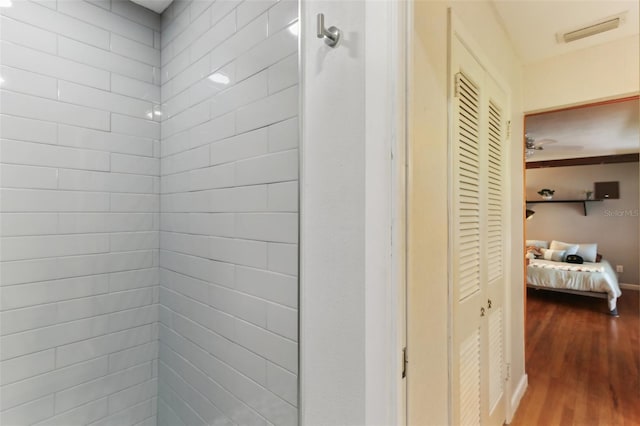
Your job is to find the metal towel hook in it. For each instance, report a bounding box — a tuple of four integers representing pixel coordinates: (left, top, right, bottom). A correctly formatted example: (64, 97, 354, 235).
(317, 13, 340, 47)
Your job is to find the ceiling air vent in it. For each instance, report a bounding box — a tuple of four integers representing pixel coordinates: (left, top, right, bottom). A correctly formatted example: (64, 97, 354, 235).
(558, 13, 626, 43)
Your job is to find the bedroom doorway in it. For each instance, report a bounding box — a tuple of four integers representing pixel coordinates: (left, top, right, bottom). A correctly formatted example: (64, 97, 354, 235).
(523, 95, 639, 313)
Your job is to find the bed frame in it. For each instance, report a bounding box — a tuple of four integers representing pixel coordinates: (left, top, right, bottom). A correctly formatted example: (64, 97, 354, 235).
(526, 283, 619, 316)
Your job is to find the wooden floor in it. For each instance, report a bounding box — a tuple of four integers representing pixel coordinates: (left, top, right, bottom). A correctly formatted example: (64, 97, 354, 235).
(510, 288, 640, 426)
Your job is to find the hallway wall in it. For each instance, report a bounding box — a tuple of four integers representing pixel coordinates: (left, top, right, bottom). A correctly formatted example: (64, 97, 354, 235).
(157, 0, 299, 424)
(0, 1, 161, 425)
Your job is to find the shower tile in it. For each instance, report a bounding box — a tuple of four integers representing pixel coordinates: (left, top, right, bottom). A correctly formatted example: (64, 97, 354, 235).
(109, 268, 159, 292)
(234, 319, 297, 373)
(266, 243, 297, 277)
(0, 188, 110, 213)
(57, 0, 154, 46)
(268, 54, 298, 95)
(1, 0, 110, 49)
(0, 275, 109, 311)
(161, 145, 209, 175)
(0, 395, 55, 426)
(108, 378, 157, 414)
(235, 24, 297, 82)
(210, 127, 268, 166)
(58, 37, 155, 84)
(268, 0, 297, 35)
(0, 356, 108, 411)
(234, 266, 297, 308)
(266, 362, 297, 406)
(0, 41, 111, 90)
(112, 75, 161, 104)
(111, 0, 161, 31)
(0, 350, 55, 386)
(111, 153, 160, 176)
(110, 193, 159, 213)
(58, 81, 154, 120)
(266, 303, 297, 341)
(0, 16, 57, 54)
(234, 149, 298, 186)
(0, 164, 58, 190)
(266, 181, 298, 212)
(235, 85, 297, 134)
(0, 65, 58, 100)
(234, 213, 298, 244)
(55, 324, 153, 368)
(0, 114, 58, 145)
(210, 70, 268, 119)
(209, 13, 268, 74)
(0, 316, 110, 361)
(111, 34, 161, 68)
(110, 232, 159, 252)
(108, 342, 158, 374)
(0, 234, 110, 262)
(0, 90, 111, 131)
(54, 362, 152, 414)
(58, 125, 155, 157)
(0, 140, 110, 171)
(188, 111, 236, 151)
(236, 0, 276, 29)
(170, 7, 211, 61)
(189, 11, 235, 63)
(33, 397, 108, 426)
(111, 114, 160, 139)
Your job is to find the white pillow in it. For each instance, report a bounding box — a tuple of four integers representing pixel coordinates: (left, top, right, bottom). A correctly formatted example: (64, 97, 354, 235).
(526, 240, 549, 249)
(541, 248, 566, 262)
(550, 240, 579, 256)
(576, 243, 598, 262)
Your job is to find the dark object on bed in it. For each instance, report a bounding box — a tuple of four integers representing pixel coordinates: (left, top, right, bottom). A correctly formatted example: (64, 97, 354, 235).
(566, 254, 583, 264)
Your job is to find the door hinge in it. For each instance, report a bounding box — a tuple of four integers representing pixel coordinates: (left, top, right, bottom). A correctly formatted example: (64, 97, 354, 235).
(505, 362, 511, 382)
(402, 347, 408, 378)
(454, 72, 461, 98)
(507, 120, 512, 139)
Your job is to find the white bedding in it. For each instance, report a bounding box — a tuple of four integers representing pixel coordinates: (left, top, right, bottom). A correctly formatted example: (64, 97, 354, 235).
(527, 259, 622, 311)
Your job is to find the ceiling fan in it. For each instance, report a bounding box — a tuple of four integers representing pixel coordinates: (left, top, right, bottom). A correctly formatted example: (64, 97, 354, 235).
(525, 135, 558, 158)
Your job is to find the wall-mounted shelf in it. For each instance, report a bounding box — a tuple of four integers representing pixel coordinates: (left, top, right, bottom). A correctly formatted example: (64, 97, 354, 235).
(525, 199, 603, 216)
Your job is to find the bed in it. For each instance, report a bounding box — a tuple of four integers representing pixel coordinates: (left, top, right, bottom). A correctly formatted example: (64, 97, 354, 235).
(526, 240, 622, 316)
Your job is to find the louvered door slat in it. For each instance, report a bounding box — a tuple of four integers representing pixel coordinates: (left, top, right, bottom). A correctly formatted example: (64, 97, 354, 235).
(455, 71, 481, 302)
(487, 99, 503, 283)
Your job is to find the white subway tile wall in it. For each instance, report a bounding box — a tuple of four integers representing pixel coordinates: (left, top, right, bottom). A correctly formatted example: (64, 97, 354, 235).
(0, 2, 160, 426)
(158, 1, 298, 425)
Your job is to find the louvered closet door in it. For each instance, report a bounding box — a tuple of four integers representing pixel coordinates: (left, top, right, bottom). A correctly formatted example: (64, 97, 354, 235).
(451, 36, 486, 426)
(451, 35, 507, 426)
(482, 75, 507, 426)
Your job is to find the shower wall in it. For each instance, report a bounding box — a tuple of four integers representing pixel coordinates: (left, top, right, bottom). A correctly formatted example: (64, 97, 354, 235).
(0, 1, 161, 425)
(157, 0, 299, 425)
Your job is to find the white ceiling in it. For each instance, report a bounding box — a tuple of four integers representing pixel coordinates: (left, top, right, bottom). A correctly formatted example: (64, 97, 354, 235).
(492, 0, 640, 64)
(525, 98, 640, 162)
(131, 0, 173, 14)
(492, 1, 640, 161)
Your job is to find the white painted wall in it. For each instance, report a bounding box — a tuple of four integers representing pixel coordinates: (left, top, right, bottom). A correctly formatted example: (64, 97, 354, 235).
(407, 1, 525, 424)
(300, 0, 403, 424)
(523, 35, 640, 113)
(526, 163, 639, 285)
(158, 1, 299, 425)
(0, 1, 161, 425)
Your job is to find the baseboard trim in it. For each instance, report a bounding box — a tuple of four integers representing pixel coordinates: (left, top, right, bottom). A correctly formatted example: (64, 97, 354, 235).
(506, 373, 528, 424)
(620, 283, 639, 291)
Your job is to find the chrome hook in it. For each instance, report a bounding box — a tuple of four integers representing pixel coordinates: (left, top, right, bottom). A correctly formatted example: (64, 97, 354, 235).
(317, 13, 340, 47)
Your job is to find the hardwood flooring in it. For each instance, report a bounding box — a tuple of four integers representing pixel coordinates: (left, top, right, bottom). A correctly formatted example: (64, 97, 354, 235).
(510, 288, 640, 426)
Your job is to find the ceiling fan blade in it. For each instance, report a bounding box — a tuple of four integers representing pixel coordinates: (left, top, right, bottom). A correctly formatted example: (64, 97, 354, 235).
(533, 138, 557, 147)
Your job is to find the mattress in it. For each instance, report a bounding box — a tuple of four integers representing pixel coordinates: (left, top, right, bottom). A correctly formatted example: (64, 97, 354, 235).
(527, 259, 622, 311)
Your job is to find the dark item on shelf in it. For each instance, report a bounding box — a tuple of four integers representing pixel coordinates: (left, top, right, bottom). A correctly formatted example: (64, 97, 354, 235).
(594, 181, 619, 199)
